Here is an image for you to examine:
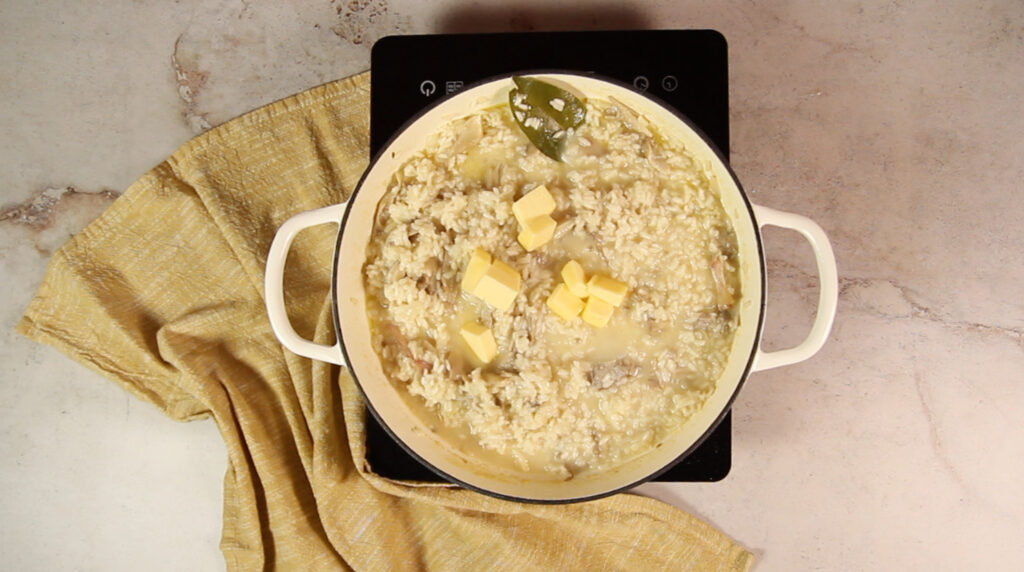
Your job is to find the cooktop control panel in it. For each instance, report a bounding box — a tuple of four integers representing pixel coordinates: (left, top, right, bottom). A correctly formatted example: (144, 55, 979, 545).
(368, 30, 732, 483)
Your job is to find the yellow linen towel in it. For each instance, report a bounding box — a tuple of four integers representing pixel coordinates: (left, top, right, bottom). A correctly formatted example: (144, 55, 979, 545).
(17, 71, 754, 572)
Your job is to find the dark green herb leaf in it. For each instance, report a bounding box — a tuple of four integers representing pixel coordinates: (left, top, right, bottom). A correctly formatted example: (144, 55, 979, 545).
(509, 76, 586, 161)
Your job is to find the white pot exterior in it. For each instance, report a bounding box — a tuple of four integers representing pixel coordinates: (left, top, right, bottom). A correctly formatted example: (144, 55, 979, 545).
(266, 72, 838, 502)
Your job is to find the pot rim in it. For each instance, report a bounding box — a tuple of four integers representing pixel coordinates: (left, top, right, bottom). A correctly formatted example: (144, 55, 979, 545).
(331, 69, 767, 503)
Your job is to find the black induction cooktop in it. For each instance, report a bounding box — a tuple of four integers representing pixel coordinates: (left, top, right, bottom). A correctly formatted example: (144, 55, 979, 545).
(366, 30, 731, 483)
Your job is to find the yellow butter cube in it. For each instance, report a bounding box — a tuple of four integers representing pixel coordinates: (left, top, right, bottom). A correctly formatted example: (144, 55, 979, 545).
(546, 283, 585, 321)
(512, 184, 556, 224)
(560, 260, 588, 298)
(516, 214, 557, 251)
(587, 274, 629, 307)
(474, 259, 521, 312)
(459, 322, 498, 364)
(461, 248, 492, 294)
(581, 296, 615, 328)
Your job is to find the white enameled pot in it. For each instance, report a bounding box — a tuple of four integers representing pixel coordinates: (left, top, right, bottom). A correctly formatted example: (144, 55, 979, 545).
(265, 72, 838, 503)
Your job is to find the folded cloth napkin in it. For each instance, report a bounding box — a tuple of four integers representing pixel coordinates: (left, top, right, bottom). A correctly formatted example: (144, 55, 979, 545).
(17, 71, 753, 571)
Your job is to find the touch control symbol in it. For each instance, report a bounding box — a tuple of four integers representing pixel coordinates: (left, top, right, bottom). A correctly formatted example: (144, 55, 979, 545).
(662, 75, 679, 92)
(633, 75, 650, 91)
(419, 80, 436, 96)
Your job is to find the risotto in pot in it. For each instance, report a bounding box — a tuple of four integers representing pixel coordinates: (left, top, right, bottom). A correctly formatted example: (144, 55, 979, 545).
(363, 77, 740, 478)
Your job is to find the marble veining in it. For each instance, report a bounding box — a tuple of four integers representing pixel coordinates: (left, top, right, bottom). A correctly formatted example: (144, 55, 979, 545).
(330, 0, 412, 46)
(840, 276, 1023, 343)
(171, 34, 213, 133)
(1, 186, 120, 255)
(2, 1, 1022, 570)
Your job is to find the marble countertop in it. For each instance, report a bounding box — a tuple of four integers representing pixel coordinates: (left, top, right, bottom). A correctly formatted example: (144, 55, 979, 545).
(2, 1, 1021, 570)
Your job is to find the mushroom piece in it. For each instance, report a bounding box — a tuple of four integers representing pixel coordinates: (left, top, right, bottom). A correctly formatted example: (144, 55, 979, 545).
(608, 96, 653, 137)
(588, 358, 641, 390)
(449, 115, 483, 156)
(381, 323, 432, 372)
(710, 255, 735, 309)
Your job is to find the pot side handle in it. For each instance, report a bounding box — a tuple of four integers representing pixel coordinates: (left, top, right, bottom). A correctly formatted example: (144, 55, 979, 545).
(750, 204, 838, 372)
(264, 203, 348, 366)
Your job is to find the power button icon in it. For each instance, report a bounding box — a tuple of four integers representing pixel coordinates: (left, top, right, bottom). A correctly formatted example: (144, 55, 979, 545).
(419, 80, 436, 97)
(661, 75, 679, 92)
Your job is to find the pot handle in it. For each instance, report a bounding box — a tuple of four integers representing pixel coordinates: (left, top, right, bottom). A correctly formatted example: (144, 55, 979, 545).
(750, 204, 838, 372)
(264, 203, 348, 366)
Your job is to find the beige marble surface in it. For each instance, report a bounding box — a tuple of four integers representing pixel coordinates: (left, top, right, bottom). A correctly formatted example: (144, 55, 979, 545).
(2, 1, 1022, 570)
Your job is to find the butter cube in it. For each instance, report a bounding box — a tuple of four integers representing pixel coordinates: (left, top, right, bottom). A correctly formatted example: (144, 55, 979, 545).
(459, 322, 498, 364)
(474, 259, 521, 312)
(560, 260, 588, 298)
(461, 248, 492, 294)
(587, 274, 629, 307)
(512, 184, 556, 224)
(546, 283, 585, 321)
(516, 214, 557, 251)
(581, 296, 615, 328)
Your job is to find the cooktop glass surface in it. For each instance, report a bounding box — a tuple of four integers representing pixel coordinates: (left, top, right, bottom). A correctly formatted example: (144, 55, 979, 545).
(367, 30, 731, 483)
